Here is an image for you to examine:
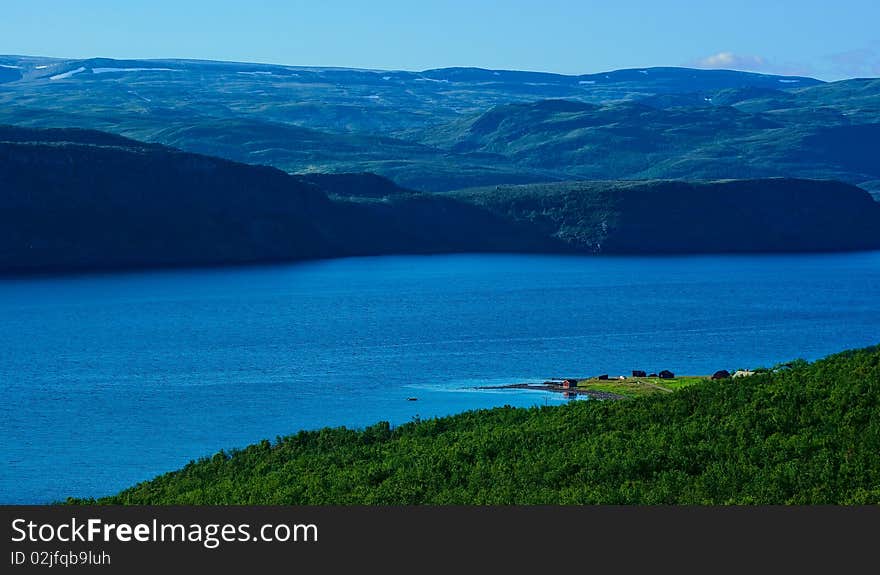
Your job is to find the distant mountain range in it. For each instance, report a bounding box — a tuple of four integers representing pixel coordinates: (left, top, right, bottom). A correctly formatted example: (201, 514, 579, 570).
(3, 56, 876, 193)
(2, 126, 878, 273)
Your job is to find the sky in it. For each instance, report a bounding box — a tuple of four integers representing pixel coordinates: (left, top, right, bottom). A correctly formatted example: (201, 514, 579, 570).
(1, 0, 878, 80)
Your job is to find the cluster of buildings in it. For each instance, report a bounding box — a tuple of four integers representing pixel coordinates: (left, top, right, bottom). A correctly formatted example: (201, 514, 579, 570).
(555, 368, 754, 389)
(630, 369, 675, 379)
(555, 369, 676, 389)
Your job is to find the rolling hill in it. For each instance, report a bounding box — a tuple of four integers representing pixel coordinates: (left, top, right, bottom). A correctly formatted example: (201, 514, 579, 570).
(0, 125, 562, 273)
(2, 126, 879, 273)
(448, 179, 880, 254)
(70, 344, 880, 504)
(420, 85, 880, 187)
(4, 55, 873, 191)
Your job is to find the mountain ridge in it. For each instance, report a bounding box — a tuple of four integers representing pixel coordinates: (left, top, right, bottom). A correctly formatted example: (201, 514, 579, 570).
(2, 126, 878, 274)
(0, 55, 825, 85)
(2, 55, 874, 192)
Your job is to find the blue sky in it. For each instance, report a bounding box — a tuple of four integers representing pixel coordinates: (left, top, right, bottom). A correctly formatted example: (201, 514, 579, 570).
(1, 0, 878, 80)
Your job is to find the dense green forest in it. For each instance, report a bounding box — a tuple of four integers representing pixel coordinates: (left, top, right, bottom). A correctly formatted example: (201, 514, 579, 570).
(77, 344, 880, 505)
(450, 179, 880, 254)
(3, 126, 879, 273)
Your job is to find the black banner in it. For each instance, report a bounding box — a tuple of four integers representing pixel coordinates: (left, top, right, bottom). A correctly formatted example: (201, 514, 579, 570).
(2, 506, 877, 572)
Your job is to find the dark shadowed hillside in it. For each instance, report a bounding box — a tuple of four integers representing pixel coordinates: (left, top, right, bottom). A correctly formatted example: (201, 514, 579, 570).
(0, 127, 339, 272)
(0, 126, 561, 272)
(450, 179, 880, 254)
(1, 126, 878, 273)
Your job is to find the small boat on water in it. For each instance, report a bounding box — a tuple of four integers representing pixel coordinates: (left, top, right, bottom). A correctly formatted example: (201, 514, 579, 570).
(406, 397, 418, 401)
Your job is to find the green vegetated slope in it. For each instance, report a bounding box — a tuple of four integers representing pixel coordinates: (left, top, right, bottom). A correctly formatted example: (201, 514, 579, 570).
(79, 344, 880, 504)
(450, 179, 880, 254)
(2, 126, 880, 273)
(0, 126, 561, 273)
(424, 86, 880, 188)
(0, 126, 339, 271)
(0, 57, 821, 134)
(4, 56, 878, 191)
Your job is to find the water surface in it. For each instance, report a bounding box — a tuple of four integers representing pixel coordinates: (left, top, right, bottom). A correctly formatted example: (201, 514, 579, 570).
(2, 253, 879, 503)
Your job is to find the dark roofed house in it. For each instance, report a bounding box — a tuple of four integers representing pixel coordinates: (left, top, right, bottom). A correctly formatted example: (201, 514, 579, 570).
(561, 378, 578, 389)
(711, 370, 731, 380)
(597, 374, 609, 380)
(658, 370, 675, 379)
(632, 370, 647, 378)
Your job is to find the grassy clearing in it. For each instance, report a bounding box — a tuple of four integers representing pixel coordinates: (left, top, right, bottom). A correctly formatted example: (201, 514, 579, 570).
(575, 375, 709, 397)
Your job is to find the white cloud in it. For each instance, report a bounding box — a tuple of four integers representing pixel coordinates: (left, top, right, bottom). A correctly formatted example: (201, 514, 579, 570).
(695, 51, 767, 70)
(689, 48, 880, 81)
(689, 52, 813, 77)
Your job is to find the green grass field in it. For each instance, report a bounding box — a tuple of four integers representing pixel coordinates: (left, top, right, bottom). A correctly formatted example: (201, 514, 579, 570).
(575, 375, 710, 397)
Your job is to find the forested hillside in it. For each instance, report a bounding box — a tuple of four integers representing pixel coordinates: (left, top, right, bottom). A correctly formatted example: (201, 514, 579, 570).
(77, 345, 880, 504)
(2, 126, 879, 273)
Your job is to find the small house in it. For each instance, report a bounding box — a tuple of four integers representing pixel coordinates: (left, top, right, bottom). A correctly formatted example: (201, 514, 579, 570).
(632, 370, 647, 378)
(597, 374, 609, 380)
(561, 378, 578, 389)
(711, 370, 731, 380)
(647, 373, 658, 378)
(658, 370, 675, 379)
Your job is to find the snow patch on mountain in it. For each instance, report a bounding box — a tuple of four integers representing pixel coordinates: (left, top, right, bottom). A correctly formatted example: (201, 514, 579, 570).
(92, 67, 181, 74)
(50, 67, 86, 80)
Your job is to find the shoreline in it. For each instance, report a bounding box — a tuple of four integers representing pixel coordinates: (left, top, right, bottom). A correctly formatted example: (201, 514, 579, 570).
(475, 382, 627, 400)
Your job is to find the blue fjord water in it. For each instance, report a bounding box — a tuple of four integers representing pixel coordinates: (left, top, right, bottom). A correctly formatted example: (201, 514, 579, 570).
(1, 252, 879, 503)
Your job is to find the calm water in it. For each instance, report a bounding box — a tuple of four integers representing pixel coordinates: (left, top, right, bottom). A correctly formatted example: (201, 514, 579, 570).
(2, 253, 879, 503)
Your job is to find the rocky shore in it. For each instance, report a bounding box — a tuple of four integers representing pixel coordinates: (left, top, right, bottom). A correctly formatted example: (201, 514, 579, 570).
(475, 382, 626, 400)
